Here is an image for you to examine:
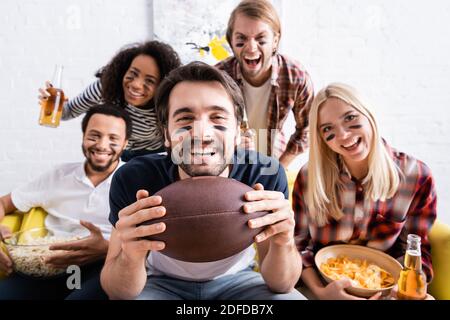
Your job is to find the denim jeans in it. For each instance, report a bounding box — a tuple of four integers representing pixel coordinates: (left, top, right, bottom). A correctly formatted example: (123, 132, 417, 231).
(0, 261, 107, 300)
(136, 268, 306, 300)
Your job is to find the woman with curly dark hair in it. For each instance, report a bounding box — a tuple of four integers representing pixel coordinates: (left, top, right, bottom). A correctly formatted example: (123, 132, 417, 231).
(38, 41, 181, 161)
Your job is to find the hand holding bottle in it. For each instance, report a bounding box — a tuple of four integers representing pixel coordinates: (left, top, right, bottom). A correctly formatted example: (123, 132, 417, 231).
(38, 80, 53, 101)
(388, 284, 434, 300)
(38, 65, 66, 128)
(240, 120, 256, 150)
(397, 234, 428, 300)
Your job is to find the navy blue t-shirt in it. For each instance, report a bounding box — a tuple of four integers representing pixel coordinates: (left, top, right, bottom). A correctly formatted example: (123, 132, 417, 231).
(109, 149, 288, 226)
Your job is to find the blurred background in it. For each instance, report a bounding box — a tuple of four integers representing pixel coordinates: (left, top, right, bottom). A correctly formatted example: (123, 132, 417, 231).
(0, 0, 449, 224)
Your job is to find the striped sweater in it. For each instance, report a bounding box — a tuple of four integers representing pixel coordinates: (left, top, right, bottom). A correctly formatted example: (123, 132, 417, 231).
(62, 80, 164, 152)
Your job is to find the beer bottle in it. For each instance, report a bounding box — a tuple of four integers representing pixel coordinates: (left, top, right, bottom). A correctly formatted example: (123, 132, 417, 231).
(240, 119, 256, 139)
(240, 119, 256, 152)
(397, 234, 427, 300)
(39, 65, 65, 128)
(240, 105, 256, 144)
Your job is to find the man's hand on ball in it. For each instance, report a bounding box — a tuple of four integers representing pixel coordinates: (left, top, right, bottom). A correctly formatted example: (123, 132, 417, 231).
(244, 183, 295, 247)
(115, 190, 167, 262)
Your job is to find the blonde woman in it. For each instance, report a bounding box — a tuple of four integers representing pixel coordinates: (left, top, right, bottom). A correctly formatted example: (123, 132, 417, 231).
(293, 83, 437, 300)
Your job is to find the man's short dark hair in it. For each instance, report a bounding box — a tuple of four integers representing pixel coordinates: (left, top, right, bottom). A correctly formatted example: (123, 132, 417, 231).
(155, 61, 244, 133)
(81, 104, 132, 139)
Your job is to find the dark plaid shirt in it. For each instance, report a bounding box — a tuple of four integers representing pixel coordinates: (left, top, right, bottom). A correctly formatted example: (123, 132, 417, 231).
(293, 141, 437, 281)
(216, 54, 314, 158)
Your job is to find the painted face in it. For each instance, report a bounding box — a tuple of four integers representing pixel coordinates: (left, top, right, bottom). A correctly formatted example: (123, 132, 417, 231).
(165, 81, 239, 178)
(122, 54, 160, 107)
(318, 97, 373, 172)
(82, 114, 128, 173)
(231, 13, 279, 87)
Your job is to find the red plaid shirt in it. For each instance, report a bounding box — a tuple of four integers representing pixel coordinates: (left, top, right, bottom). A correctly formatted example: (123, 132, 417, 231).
(293, 141, 437, 281)
(216, 54, 314, 158)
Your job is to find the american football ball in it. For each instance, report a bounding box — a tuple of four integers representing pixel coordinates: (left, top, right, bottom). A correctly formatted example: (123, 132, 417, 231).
(144, 176, 269, 262)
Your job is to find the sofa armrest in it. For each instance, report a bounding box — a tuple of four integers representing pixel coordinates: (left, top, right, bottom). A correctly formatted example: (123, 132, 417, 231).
(19, 207, 47, 231)
(0, 212, 24, 233)
(428, 220, 450, 300)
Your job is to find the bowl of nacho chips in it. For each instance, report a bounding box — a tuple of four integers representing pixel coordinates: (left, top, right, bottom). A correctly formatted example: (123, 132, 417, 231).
(315, 244, 402, 298)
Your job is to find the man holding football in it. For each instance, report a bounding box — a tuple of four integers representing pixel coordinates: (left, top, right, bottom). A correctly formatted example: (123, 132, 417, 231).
(100, 62, 304, 300)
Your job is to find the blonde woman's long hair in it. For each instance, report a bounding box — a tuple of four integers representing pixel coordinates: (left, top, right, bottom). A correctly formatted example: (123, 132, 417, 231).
(307, 83, 400, 226)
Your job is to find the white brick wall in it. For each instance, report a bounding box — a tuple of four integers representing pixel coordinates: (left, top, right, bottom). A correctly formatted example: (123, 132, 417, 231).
(0, 0, 152, 192)
(280, 0, 450, 224)
(1, 0, 449, 225)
